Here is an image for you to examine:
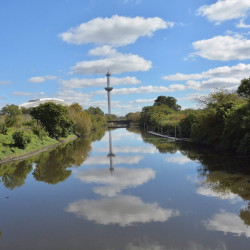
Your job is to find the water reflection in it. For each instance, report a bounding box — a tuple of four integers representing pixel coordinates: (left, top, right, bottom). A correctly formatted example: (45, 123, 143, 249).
(66, 195, 179, 226)
(74, 168, 155, 197)
(204, 209, 250, 238)
(67, 129, 179, 226)
(0, 129, 106, 188)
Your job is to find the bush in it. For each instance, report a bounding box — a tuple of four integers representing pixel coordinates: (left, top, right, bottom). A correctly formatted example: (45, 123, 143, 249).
(12, 131, 31, 149)
(0, 124, 8, 135)
(32, 126, 48, 139)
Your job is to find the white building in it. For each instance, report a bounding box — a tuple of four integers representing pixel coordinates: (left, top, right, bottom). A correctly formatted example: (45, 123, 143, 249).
(19, 98, 68, 109)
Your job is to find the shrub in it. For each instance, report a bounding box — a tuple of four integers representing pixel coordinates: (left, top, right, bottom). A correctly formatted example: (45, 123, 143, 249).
(0, 124, 8, 135)
(12, 131, 31, 149)
(32, 126, 48, 139)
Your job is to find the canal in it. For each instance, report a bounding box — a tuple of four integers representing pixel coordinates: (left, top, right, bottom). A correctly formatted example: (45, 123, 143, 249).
(0, 128, 249, 249)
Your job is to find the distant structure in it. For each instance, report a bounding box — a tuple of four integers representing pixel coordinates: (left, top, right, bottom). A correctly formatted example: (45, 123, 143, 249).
(105, 71, 113, 114)
(19, 98, 68, 109)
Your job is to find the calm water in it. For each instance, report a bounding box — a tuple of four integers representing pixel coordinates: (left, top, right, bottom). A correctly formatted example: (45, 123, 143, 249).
(0, 128, 250, 250)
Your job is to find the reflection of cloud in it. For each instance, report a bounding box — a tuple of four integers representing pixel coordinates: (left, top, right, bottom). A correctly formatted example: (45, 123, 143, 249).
(84, 155, 143, 165)
(165, 155, 192, 165)
(125, 242, 165, 250)
(95, 146, 157, 154)
(66, 195, 179, 226)
(74, 167, 155, 196)
(204, 210, 250, 238)
(197, 186, 240, 202)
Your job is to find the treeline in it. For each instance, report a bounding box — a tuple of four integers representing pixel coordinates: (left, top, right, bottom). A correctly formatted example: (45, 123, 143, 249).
(126, 77, 250, 156)
(0, 102, 108, 158)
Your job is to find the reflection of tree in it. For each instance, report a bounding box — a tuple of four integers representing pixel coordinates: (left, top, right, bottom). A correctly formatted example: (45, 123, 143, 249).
(91, 126, 106, 142)
(33, 137, 92, 184)
(129, 128, 250, 227)
(0, 159, 33, 190)
(240, 204, 250, 226)
(0, 129, 106, 187)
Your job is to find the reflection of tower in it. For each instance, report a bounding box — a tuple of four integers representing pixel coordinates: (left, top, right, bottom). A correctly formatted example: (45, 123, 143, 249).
(105, 71, 113, 114)
(107, 129, 115, 174)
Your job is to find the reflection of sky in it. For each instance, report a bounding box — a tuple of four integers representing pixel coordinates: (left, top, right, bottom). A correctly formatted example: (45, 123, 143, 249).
(204, 210, 250, 238)
(94, 146, 157, 154)
(66, 195, 179, 226)
(83, 155, 144, 166)
(165, 155, 192, 165)
(74, 167, 155, 196)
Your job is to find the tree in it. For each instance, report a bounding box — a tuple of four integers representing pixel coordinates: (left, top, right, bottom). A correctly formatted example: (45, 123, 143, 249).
(1, 104, 21, 127)
(237, 77, 250, 98)
(154, 96, 181, 111)
(86, 106, 104, 116)
(30, 102, 73, 138)
(68, 103, 91, 136)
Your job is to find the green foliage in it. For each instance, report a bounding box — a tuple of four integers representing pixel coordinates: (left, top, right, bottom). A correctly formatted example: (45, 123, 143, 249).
(12, 131, 31, 149)
(86, 106, 104, 116)
(1, 104, 22, 127)
(0, 123, 8, 135)
(154, 96, 181, 111)
(179, 113, 198, 138)
(86, 106, 107, 130)
(32, 125, 48, 139)
(30, 102, 73, 139)
(1, 104, 21, 116)
(68, 103, 91, 136)
(237, 77, 250, 98)
(105, 114, 117, 121)
(126, 112, 141, 123)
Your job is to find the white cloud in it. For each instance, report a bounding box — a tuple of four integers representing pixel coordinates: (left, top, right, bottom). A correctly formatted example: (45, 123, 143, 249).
(28, 75, 57, 83)
(60, 76, 141, 88)
(192, 35, 250, 61)
(60, 15, 169, 46)
(57, 89, 91, 106)
(125, 242, 165, 250)
(197, 0, 250, 24)
(71, 47, 152, 74)
(74, 167, 155, 196)
(237, 18, 250, 28)
(204, 210, 250, 237)
(130, 98, 155, 104)
(65, 195, 179, 226)
(95, 84, 186, 95)
(163, 63, 250, 91)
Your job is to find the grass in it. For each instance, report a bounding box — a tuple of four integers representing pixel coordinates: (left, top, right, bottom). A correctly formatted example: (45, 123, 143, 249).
(0, 127, 75, 161)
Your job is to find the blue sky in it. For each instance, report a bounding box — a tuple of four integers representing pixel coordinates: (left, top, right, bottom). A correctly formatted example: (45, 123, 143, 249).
(1, 0, 250, 115)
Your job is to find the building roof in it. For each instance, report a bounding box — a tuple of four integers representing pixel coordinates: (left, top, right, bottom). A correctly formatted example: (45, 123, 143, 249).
(19, 98, 68, 109)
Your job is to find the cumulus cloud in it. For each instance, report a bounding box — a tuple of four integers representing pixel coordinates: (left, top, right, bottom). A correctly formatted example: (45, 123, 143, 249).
(60, 76, 141, 88)
(197, 0, 250, 24)
(74, 167, 155, 196)
(130, 98, 155, 104)
(65, 195, 179, 226)
(94, 84, 186, 95)
(57, 89, 91, 106)
(163, 63, 250, 91)
(70, 47, 152, 74)
(60, 15, 169, 46)
(204, 210, 250, 237)
(192, 35, 250, 61)
(28, 75, 57, 83)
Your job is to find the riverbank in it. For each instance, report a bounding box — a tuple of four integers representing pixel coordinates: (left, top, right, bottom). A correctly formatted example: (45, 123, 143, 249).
(0, 133, 77, 164)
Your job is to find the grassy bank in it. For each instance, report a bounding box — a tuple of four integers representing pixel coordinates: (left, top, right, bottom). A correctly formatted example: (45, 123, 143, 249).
(0, 128, 76, 162)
